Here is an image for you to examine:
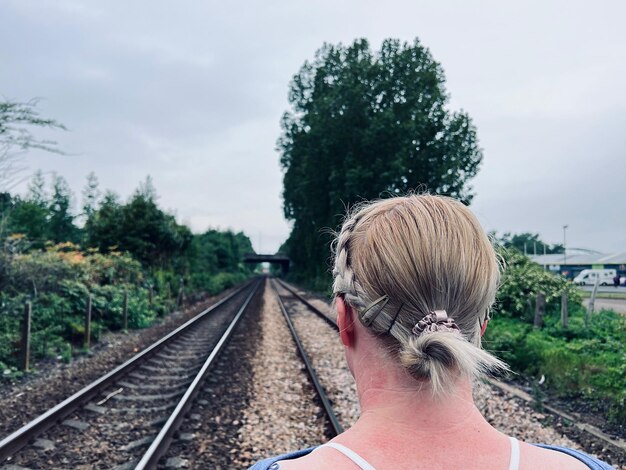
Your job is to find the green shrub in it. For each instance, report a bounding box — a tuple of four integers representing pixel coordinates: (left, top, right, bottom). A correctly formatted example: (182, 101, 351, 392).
(485, 308, 626, 424)
(0, 245, 224, 372)
(484, 248, 626, 423)
(496, 248, 581, 321)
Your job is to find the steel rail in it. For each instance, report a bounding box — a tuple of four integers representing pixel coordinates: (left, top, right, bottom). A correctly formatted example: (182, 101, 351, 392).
(487, 378, 626, 453)
(135, 278, 262, 469)
(275, 278, 338, 330)
(0, 280, 254, 463)
(270, 279, 344, 436)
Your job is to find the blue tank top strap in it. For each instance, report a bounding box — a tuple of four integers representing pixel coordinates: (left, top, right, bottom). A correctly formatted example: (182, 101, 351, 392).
(532, 444, 615, 470)
(248, 446, 316, 470)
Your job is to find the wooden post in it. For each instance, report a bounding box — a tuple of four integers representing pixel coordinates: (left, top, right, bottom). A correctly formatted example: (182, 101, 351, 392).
(123, 289, 129, 331)
(148, 284, 154, 307)
(561, 292, 568, 328)
(585, 277, 600, 328)
(20, 301, 32, 371)
(177, 277, 184, 309)
(84, 294, 92, 348)
(533, 292, 545, 329)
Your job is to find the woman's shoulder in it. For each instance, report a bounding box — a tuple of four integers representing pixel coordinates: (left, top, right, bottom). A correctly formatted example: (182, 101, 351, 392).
(530, 443, 615, 470)
(248, 447, 316, 470)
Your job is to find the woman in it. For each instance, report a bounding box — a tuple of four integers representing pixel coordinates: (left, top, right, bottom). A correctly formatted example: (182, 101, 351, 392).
(251, 195, 612, 470)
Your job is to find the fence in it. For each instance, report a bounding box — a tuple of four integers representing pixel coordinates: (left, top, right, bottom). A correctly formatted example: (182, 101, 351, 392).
(6, 284, 187, 371)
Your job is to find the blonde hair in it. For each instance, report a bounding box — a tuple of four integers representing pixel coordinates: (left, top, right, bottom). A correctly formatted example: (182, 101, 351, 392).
(332, 194, 507, 395)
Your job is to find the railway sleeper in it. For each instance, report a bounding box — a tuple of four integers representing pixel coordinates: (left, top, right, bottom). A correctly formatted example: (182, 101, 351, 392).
(110, 389, 186, 402)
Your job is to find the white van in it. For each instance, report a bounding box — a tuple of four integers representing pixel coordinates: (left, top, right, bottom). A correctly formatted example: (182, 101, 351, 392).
(573, 269, 617, 286)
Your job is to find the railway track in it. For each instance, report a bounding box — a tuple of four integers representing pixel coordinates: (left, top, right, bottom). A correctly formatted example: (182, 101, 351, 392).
(154, 276, 328, 468)
(271, 279, 343, 437)
(269, 278, 363, 438)
(0, 279, 262, 469)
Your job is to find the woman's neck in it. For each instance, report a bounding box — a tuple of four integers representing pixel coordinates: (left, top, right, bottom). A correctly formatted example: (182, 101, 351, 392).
(330, 375, 510, 470)
(345, 354, 500, 445)
(360, 382, 486, 434)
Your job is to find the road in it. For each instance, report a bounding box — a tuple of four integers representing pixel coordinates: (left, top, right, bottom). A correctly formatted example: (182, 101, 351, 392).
(579, 285, 626, 294)
(582, 297, 626, 314)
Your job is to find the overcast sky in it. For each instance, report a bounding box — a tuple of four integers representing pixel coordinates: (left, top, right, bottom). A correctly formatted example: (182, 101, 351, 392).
(1, 0, 625, 253)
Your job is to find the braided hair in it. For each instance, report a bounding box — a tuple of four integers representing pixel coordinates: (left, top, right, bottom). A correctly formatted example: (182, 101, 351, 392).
(332, 195, 508, 395)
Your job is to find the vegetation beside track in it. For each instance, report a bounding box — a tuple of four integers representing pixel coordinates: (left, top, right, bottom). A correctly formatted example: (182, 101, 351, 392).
(0, 173, 254, 374)
(486, 249, 626, 425)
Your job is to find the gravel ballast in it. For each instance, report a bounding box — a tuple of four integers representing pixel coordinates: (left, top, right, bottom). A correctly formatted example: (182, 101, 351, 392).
(158, 279, 327, 469)
(234, 280, 327, 467)
(275, 282, 359, 429)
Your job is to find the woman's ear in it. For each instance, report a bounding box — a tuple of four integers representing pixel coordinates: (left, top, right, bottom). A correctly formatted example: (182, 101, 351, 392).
(480, 319, 489, 337)
(336, 296, 355, 347)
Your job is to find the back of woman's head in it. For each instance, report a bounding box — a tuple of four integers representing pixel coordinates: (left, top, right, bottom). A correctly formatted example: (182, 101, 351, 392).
(332, 194, 507, 395)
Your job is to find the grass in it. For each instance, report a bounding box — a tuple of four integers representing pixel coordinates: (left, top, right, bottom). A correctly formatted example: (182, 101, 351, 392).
(484, 307, 626, 425)
(578, 290, 626, 300)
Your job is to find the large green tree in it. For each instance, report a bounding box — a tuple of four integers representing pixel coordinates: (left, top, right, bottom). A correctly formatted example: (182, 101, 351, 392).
(85, 179, 192, 268)
(48, 174, 78, 243)
(279, 38, 484, 281)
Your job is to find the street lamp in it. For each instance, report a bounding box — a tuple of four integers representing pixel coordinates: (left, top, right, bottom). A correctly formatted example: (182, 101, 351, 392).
(563, 225, 568, 271)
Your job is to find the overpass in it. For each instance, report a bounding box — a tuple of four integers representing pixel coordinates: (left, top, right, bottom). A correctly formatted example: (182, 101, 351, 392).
(243, 253, 290, 273)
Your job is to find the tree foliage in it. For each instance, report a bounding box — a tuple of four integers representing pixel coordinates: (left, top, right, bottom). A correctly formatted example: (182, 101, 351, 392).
(279, 38, 484, 282)
(0, 172, 254, 277)
(486, 248, 625, 424)
(48, 174, 78, 243)
(85, 180, 192, 268)
(0, 99, 66, 191)
(0, 172, 256, 371)
(81, 171, 100, 220)
(0, 172, 79, 246)
(493, 231, 563, 255)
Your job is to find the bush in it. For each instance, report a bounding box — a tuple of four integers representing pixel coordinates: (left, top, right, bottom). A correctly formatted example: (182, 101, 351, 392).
(484, 248, 626, 424)
(0, 246, 176, 370)
(496, 248, 581, 321)
(0, 242, 255, 372)
(485, 308, 626, 424)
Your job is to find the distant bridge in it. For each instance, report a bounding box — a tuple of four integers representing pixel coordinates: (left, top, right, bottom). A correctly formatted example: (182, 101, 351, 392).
(243, 253, 290, 273)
